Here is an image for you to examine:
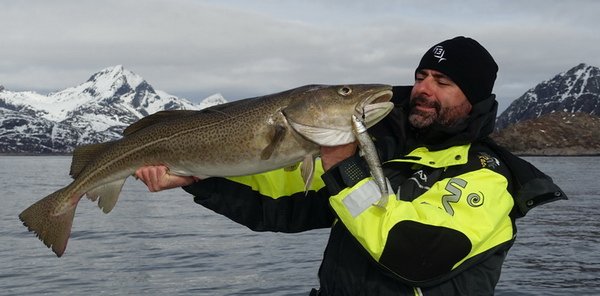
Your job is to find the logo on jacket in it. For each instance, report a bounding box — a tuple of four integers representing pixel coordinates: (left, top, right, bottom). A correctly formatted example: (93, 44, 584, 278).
(478, 153, 500, 169)
(432, 45, 446, 63)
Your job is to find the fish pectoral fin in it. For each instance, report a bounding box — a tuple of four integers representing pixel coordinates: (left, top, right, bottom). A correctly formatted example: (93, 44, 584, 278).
(123, 110, 199, 136)
(300, 154, 316, 193)
(260, 124, 287, 160)
(70, 141, 117, 179)
(86, 178, 127, 214)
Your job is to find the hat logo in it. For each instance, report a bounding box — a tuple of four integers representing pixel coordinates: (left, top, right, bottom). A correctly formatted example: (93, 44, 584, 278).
(432, 45, 446, 63)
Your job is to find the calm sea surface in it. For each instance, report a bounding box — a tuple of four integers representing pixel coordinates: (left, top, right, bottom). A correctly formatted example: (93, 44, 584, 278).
(1, 156, 598, 295)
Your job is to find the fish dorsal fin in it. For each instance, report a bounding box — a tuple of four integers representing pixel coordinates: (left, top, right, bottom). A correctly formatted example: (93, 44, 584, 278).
(70, 141, 116, 179)
(260, 124, 287, 160)
(123, 110, 198, 136)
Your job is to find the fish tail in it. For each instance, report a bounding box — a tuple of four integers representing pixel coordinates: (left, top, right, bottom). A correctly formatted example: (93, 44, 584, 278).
(19, 188, 80, 257)
(373, 194, 389, 209)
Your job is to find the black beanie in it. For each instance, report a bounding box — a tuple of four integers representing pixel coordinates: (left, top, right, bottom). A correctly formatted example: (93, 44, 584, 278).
(415, 36, 498, 104)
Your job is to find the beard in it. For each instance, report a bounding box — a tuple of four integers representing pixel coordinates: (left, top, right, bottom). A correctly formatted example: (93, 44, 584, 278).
(408, 96, 471, 129)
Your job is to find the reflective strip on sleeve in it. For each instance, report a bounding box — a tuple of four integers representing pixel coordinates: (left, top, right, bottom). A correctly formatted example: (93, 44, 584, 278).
(414, 287, 423, 296)
(342, 179, 386, 217)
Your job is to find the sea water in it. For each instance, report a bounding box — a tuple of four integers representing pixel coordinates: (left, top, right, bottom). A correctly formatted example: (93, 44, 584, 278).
(1, 156, 598, 295)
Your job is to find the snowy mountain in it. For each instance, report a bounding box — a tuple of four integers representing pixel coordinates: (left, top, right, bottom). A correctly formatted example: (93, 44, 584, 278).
(491, 63, 600, 155)
(496, 63, 600, 130)
(0, 66, 227, 153)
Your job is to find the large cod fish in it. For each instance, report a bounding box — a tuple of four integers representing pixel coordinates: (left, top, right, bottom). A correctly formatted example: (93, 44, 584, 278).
(19, 84, 394, 257)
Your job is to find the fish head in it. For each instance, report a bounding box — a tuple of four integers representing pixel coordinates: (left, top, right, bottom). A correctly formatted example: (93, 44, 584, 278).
(282, 84, 393, 146)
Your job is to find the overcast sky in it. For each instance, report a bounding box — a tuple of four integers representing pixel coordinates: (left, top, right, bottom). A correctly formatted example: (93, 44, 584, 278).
(1, 0, 598, 112)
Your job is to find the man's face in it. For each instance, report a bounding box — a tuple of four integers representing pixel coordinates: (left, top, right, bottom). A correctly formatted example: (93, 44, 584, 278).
(409, 69, 472, 129)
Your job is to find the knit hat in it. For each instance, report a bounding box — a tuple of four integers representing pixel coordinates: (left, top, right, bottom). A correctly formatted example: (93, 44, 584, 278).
(415, 36, 498, 104)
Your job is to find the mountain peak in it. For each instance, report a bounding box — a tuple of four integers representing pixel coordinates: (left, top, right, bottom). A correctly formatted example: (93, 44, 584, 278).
(0, 66, 225, 153)
(571, 62, 590, 71)
(559, 63, 597, 83)
(85, 65, 145, 93)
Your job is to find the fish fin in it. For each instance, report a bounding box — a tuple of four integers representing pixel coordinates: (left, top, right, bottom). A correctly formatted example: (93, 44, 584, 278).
(123, 110, 199, 136)
(86, 179, 127, 214)
(300, 155, 316, 193)
(19, 188, 80, 257)
(284, 163, 300, 171)
(70, 141, 116, 179)
(260, 124, 287, 160)
(201, 100, 245, 115)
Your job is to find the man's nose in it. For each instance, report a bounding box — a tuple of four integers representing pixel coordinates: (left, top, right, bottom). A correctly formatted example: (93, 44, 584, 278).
(413, 77, 434, 97)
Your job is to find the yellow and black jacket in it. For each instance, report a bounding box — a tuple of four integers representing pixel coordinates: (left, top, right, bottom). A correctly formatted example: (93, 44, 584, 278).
(183, 86, 565, 295)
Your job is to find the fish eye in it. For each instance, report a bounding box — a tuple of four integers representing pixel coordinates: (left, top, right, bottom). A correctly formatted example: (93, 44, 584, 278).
(338, 86, 352, 96)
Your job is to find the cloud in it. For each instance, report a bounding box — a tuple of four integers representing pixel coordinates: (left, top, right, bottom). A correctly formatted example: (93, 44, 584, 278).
(1, 0, 599, 113)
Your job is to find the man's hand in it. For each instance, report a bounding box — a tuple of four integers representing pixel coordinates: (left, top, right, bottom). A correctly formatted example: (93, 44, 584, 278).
(134, 166, 199, 192)
(320, 142, 358, 171)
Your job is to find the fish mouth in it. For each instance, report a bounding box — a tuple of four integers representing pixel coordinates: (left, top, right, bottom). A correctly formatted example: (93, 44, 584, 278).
(284, 85, 395, 147)
(356, 88, 394, 128)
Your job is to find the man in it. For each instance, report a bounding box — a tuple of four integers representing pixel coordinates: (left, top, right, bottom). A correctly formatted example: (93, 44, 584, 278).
(136, 36, 565, 295)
